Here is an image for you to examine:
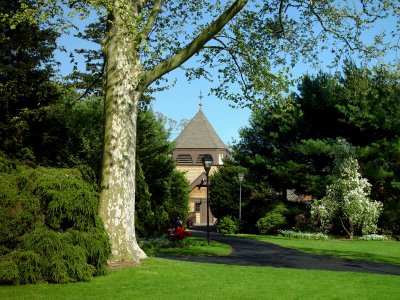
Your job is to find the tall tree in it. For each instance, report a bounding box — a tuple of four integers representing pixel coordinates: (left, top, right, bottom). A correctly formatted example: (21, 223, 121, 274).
(98, 0, 248, 261)
(30, 0, 399, 262)
(0, 0, 59, 157)
(234, 64, 400, 234)
(210, 165, 249, 221)
(135, 108, 189, 237)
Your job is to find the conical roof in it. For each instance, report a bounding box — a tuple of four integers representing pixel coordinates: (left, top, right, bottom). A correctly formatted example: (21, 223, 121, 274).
(174, 109, 227, 149)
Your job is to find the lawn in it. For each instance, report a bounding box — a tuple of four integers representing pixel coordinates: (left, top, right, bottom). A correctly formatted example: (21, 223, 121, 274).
(1, 258, 399, 300)
(237, 234, 400, 266)
(1, 235, 400, 299)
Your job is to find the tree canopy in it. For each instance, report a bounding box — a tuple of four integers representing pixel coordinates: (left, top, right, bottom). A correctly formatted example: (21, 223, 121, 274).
(231, 63, 400, 235)
(0, 0, 60, 158)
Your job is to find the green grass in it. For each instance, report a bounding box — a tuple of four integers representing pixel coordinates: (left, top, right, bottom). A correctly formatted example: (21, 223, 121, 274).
(0, 258, 399, 300)
(144, 236, 233, 257)
(237, 234, 400, 265)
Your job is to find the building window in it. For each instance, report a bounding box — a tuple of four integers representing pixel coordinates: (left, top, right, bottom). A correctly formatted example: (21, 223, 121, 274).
(195, 202, 201, 212)
(176, 154, 193, 164)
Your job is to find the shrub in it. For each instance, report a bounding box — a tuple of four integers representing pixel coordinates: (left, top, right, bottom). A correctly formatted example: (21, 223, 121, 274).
(358, 234, 388, 241)
(0, 172, 41, 250)
(0, 152, 16, 173)
(0, 260, 19, 285)
(217, 216, 239, 234)
(21, 167, 99, 231)
(55, 245, 95, 283)
(171, 227, 192, 241)
(0, 157, 111, 285)
(63, 227, 111, 276)
(7, 251, 42, 284)
(278, 230, 330, 240)
(311, 140, 383, 238)
(256, 203, 288, 234)
(18, 223, 109, 283)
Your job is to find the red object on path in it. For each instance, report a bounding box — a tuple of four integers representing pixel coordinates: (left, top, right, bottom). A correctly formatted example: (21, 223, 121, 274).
(172, 227, 192, 241)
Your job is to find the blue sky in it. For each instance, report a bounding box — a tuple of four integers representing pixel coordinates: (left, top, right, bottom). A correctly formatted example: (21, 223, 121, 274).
(54, 4, 398, 146)
(150, 70, 251, 145)
(56, 35, 252, 145)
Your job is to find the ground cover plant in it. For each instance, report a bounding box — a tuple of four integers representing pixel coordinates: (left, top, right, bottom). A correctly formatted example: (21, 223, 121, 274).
(0, 258, 399, 300)
(237, 234, 400, 266)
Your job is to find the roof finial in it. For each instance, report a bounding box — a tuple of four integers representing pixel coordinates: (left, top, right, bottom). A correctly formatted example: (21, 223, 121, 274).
(199, 91, 203, 110)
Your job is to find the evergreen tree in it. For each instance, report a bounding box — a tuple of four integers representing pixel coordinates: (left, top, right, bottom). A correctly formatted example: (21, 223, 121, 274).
(210, 165, 249, 221)
(233, 64, 400, 234)
(136, 109, 189, 237)
(0, 0, 59, 158)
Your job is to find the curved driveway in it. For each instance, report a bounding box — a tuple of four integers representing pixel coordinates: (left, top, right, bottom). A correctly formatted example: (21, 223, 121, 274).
(162, 230, 400, 276)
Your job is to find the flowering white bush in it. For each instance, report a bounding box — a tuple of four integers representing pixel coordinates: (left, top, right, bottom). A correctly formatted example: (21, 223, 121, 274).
(311, 139, 383, 238)
(278, 230, 330, 240)
(358, 234, 388, 241)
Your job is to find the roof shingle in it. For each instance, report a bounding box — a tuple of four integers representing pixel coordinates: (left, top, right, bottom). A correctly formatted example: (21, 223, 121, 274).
(174, 109, 227, 149)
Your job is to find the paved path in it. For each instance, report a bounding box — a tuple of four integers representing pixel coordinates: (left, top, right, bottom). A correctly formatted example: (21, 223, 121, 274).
(162, 230, 400, 276)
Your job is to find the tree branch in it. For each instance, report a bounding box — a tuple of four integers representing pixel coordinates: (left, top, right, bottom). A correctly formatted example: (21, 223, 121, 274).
(141, 0, 163, 38)
(139, 0, 248, 90)
(74, 62, 105, 102)
(309, 4, 356, 51)
(209, 36, 250, 93)
(277, 0, 286, 36)
(339, 216, 352, 238)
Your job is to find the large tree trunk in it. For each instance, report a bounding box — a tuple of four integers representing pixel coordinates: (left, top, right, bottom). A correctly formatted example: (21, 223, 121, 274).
(97, 0, 248, 263)
(99, 2, 146, 262)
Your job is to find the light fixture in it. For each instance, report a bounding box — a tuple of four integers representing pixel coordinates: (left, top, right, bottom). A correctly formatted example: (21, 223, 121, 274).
(202, 154, 213, 244)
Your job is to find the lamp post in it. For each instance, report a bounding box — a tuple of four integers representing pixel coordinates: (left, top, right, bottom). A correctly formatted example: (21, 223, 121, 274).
(202, 154, 213, 245)
(238, 173, 244, 222)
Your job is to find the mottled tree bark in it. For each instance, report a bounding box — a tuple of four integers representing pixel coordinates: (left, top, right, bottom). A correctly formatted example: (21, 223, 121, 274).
(99, 1, 146, 262)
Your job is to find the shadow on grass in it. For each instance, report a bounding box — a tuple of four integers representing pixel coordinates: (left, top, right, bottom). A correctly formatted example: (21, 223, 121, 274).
(293, 247, 400, 266)
(239, 234, 400, 266)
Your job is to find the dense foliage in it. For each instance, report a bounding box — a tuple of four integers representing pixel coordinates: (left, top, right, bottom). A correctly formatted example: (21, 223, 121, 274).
(209, 165, 249, 220)
(136, 109, 189, 238)
(0, 153, 111, 284)
(229, 63, 400, 235)
(311, 140, 383, 238)
(217, 216, 239, 235)
(256, 202, 289, 235)
(0, 0, 60, 160)
(210, 163, 298, 234)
